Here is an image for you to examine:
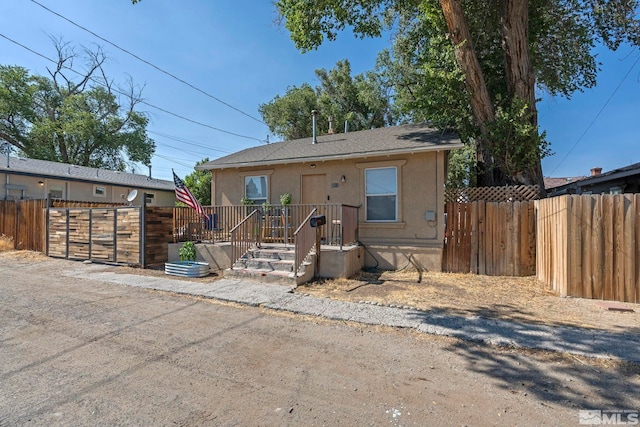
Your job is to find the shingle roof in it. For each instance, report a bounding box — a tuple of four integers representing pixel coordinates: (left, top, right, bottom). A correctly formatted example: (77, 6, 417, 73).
(0, 156, 175, 190)
(544, 176, 586, 190)
(197, 123, 463, 170)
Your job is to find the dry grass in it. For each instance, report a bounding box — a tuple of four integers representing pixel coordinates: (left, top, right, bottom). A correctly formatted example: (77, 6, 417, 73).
(0, 235, 14, 252)
(299, 268, 639, 332)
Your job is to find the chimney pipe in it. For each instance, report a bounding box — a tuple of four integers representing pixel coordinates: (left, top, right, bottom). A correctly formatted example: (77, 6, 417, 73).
(312, 110, 318, 144)
(148, 164, 152, 179)
(590, 167, 602, 177)
(328, 116, 334, 134)
(344, 120, 349, 133)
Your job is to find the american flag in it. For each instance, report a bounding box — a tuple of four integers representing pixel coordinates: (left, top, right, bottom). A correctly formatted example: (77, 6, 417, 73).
(173, 170, 207, 219)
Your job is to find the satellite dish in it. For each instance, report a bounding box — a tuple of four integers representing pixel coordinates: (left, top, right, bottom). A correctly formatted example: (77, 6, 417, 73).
(126, 189, 138, 204)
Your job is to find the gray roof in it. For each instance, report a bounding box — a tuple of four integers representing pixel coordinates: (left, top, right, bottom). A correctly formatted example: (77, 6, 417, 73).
(197, 123, 463, 170)
(0, 156, 175, 191)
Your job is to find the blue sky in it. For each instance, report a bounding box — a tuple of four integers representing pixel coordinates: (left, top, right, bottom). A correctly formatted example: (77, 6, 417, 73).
(1, 0, 639, 183)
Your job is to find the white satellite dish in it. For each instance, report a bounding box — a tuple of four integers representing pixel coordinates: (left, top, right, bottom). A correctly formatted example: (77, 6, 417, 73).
(126, 189, 138, 204)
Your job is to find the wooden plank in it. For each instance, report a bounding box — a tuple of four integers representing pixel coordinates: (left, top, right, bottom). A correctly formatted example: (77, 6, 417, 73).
(613, 195, 625, 301)
(581, 196, 593, 299)
(470, 200, 479, 274)
(568, 196, 582, 297)
(623, 195, 635, 303)
(463, 201, 472, 273)
(485, 202, 494, 276)
(636, 194, 640, 304)
(603, 195, 614, 300)
(477, 200, 486, 275)
(592, 196, 604, 299)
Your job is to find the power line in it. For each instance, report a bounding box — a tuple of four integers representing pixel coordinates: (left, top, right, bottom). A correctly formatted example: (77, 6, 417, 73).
(547, 52, 640, 176)
(29, 0, 267, 126)
(0, 33, 264, 143)
(147, 130, 233, 154)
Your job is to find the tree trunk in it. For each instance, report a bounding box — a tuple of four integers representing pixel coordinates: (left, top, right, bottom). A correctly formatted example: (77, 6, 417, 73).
(500, 0, 547, 196)
(439, 0, 499, 187)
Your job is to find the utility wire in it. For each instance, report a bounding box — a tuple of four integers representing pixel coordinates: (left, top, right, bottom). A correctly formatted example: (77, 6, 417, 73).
(0, 33, 264, 143)
(29, 0, 267, 126)
(547, 52, 640, 176)
(147, 130, 233, 154)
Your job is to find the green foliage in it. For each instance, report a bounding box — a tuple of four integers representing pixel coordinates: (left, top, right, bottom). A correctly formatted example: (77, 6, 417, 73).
(276, 0, 640, 186)
(182, 158, 211, 206)
(259, 83, 318, 140)
(240, 196, 254, 206)
(485, 97, 552, 180)
(0, 42, 154, 170)
(178, 241, 197, 262)
(259, 59, 394, 140)
(446, 143, 477, 189)
(279, 193, 292, 205)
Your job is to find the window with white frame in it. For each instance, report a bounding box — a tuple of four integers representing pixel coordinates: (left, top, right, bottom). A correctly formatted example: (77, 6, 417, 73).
(93, 185, 107, 197)
(49, 185, 63, 199)
(365, 167, 397, 221)
(244, 175, 268, 205)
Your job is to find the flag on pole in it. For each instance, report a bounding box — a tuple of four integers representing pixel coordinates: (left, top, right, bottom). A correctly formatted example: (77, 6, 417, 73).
(173, 170, 207, 219)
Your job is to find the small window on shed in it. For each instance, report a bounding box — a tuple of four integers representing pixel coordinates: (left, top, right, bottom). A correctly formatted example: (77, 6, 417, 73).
(93, 185, 107, 197)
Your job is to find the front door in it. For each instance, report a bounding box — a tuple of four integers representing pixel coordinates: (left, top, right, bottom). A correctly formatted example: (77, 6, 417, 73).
(301, 174, 327, 205)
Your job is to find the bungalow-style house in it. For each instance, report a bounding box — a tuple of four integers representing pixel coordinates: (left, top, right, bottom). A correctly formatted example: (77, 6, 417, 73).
(196, 123, 463, 271)
(546, 164, 640, 196)
(0, 156, 176, 205)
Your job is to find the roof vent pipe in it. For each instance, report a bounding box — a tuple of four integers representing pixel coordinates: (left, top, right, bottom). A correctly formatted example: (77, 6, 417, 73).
(344, 120, 349, 133)
(312, 110, 318, 144)
(148, 164, 152, 179)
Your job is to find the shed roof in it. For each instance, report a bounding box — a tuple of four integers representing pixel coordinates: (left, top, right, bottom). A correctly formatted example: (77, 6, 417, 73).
(0, 156, 175, 191)
(197, 123, 463, 170)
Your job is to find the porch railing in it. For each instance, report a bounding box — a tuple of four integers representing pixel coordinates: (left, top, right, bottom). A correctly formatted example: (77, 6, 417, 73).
(230, 209, 261, 265)
(294, 208, 317, 276)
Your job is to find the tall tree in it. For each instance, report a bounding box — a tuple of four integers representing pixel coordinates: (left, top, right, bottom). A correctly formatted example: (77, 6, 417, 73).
(0, 40, 154, 170)
(259, 59, 394, 140)
(276, 0, 640, 192)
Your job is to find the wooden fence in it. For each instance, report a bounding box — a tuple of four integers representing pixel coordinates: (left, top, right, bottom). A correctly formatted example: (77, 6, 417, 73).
(0, 199, 47, 251)
(536, 194, 639, 303)
(443, 200, 536, 276)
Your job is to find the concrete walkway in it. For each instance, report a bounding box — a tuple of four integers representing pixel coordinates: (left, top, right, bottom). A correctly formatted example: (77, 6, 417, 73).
(65, 265, 640, 364)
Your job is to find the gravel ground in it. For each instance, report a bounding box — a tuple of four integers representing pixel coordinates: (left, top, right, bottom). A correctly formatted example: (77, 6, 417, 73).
(1, 253, 640, 426)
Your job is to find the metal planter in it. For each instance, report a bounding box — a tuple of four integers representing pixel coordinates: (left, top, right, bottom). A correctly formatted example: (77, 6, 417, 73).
(164, 261, 210, 278)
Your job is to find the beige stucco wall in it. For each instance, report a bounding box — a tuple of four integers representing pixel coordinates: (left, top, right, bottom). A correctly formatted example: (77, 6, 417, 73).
(210, 150, 448, 270)
(0, 172, 176, 206)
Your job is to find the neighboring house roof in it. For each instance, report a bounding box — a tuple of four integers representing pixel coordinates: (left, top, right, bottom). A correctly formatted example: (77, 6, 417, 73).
(197, 123, 463, 170)
(577, 162, 640, 186)
(544, 176, 586, 190)
(0, 156, 175, 191)
(546, 162, 640, 195)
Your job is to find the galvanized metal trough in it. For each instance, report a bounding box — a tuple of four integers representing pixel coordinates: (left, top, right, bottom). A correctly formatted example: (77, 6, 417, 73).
(164, 261, 210, 278)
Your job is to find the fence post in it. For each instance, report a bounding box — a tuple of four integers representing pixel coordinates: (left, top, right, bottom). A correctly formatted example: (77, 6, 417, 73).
(140, 194, 146, 268)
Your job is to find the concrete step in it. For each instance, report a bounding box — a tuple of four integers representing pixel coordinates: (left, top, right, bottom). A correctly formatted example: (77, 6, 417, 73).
(226, 266, 298, 285)
(243, 258, 294, 272)
(248, 248, 296, 261)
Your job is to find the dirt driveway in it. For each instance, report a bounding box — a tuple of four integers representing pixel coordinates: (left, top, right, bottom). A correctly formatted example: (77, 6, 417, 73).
(1, 253, 639, 426)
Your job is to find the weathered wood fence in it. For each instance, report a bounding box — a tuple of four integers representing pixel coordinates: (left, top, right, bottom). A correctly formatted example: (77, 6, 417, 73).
(443, 200, 536, 276)
(536, 194, 639, 303)
(0, 199, 47, 251)
(0, 199, 174, 266)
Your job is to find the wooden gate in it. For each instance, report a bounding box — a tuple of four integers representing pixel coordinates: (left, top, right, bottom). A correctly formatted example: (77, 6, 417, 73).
(47, 206, 141, 264)
(443, 200, 536, 276)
